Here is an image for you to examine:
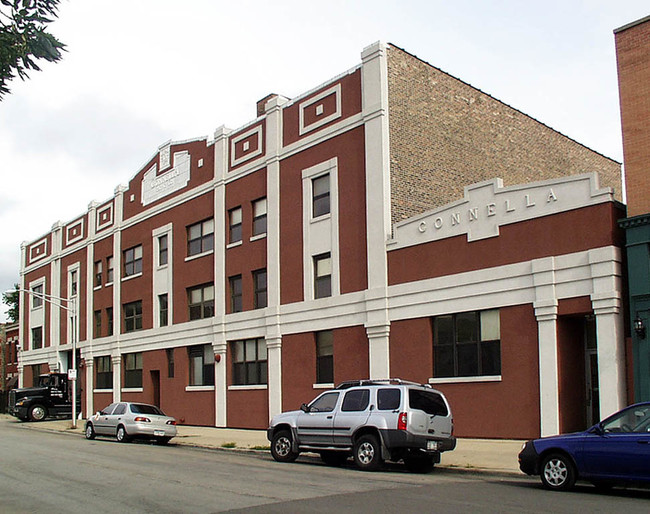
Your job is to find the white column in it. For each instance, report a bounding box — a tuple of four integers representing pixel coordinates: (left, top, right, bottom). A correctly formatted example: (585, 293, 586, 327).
(267, 335, 282, 418)
(361, 41, 392, 379)
(590, 247, 626, 418)
(112, 352, 121, 402)
(85, 356, 94, 417)
(213, 125, 230, 427)
(533, 257, 560, 436)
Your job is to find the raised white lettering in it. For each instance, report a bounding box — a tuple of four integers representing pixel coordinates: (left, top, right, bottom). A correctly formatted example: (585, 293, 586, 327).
(468, 207, 479, 221)
(547, 189, 557, 203)
(451, 212, 461, 226)
(434, 217, 443, 229)
(418, 221, 427, 233)
(487, 203, 496, 217)
(525, 194, 535, 208)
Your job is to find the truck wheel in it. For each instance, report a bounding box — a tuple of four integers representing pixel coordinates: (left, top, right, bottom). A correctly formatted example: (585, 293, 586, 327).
(353, 434, 383, 471)
(85, 422, 96, 440)
(271, 430, 299, 462)
(28, 404, 47, 422)
(116, 425, 130, 443)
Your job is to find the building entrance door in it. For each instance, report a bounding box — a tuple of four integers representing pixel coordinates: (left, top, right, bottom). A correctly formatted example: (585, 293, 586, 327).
(151, 370, 160, 407)
(585, 316, 600, 427)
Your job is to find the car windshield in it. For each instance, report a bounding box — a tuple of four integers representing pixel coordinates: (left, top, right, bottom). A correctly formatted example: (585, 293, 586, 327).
(602, 405, 650, 433)
(130, 404, 165, 416)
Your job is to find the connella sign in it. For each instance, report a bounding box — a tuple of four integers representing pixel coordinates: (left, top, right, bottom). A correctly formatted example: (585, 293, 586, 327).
(388, 173, 614, 250)
(141, 148, 191, 206)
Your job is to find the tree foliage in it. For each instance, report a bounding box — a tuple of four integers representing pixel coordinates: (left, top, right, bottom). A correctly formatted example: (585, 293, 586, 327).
(0, 0, 66, 100)
(2, 283, 19, 322)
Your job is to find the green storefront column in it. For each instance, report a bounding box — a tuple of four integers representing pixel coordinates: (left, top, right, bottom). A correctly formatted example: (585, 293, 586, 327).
(621, 214, 650, 402)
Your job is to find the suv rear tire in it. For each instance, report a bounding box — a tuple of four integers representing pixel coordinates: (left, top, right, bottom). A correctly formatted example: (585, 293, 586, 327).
(271, 430, 299, 463)
(353, 434, 383, 471)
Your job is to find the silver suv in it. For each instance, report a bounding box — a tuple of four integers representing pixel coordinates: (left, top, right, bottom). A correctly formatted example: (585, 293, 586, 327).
(267, 379, 456, 472)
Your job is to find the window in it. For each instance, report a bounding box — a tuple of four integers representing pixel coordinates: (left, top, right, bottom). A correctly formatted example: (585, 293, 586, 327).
(316, 331, 333, 384)
(106, 256, 114, 283)
(159, 294, 169, 326)
(166, 348, 175, 378)
(32, 364, 41, 386)
(253, 269, 267, 309)
(123, 246, 143, 277)
(252, 198, 267, 236)
(308, 392, 339, 412)
(124, 352, 143, 388)
(314, 253, 332, 299)
(106, 307, 113, 336)
(433, 309, 501, 378)
(229, 275, 242, 313)
(232, 338, 267, 385)
(377, 388, 401, 410)
(312, 174, 330, 217)
(188, 284, 214, 320)
(70, 270, 78, 296)
(229, 207, 242, 244)
(95, 356, 112, 389)
(94, 310, 102, 338)
(188, 344, 215, 386)
(31, 326, 43, 350)
(187, 219, 214, 256)
(409, 389, 448, 416)
(124, 300, 143, 332)
(158, 235, 168, 266)
(341, 389, 370, 412)
(32, 284, 43, 308)
(94, 260, 103, 287)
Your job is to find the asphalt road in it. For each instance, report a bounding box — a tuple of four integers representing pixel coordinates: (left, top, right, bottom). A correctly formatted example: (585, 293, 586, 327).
(1, 418, 650, 513)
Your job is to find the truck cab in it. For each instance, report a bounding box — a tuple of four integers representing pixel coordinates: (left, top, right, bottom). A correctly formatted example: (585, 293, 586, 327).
(7, 373, 79, 422)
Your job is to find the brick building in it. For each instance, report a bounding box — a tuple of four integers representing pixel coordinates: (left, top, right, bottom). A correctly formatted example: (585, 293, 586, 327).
(17, 42, 626, 438)
(616, 15, 650, 402)
(1, 322, 19, 391)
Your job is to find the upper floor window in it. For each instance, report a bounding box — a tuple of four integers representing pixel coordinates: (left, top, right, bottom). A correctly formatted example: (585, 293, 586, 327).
(229, 275, 242, 313)
(188, 344, 215, 386)
(159, 294, 169, 326)
(188, 284, 214, 320)
(106, 307, 114, 336)
(94, 261, 103, 287)
(229, 207, 242, 244)
(252, 198, 267, 237)
(123, 246, 142, 277)
(314, 253, 332, 299)
(70, 270, 78, 297)
(253, 269, 267, 309)
(188, 219, 214, 256)
(106, 256, 114, 284)
(433, 309, 501, 378)
(95, 356, 112, 389)
(124, 352, 143, 388)
(94, 310, 102, 338)
(158, 235, 168, 266)
(312, 174, 330, 218)
(123, 300, 143, 332)
(32, 284, 43, 308)
(31, 326, 43, 350)
(316, 330, 334, 384)
(232, 338, 267, 386)
(166, 348, 175, 378)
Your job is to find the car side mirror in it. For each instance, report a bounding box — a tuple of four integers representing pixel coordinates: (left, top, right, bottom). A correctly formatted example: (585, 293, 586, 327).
(300, 403, 309, 413)
(591, 423, 604, 435)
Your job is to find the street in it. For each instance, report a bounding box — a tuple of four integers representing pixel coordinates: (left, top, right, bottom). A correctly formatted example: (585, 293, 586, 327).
(1, 418, 649, 513)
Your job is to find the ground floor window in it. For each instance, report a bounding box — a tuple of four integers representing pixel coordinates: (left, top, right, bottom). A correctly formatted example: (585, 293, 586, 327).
(188, 344, 214, 386)
(232, 338, 267, 385)
(316, 331, 333, 384)
(124, 352, 143, 388)
(433, 309, 501, 378)
(95, 356, 113, 389)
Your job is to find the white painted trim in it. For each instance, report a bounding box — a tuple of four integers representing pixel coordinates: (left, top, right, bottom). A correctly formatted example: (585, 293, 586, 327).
(313, 383, 334, 389)
(121, 272, 143, 282)
(230, 124, 263, 168)
(227, 384, 268, 391)
(121, 388, 144, 393)
(249, 233, 266, 243)
(226, 241, 243, 250)
(93, 388, 113, 394)
(185, 385, 216, 392)
(299, 83, 342, 136)
(428, 376, 501, 385)
(184, 249, 214, 262)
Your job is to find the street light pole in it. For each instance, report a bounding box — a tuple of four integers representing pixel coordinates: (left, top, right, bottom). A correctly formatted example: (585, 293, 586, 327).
(7, 287, 79, 428)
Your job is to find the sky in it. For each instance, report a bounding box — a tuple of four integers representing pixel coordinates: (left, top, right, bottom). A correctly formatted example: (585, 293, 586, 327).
(1, 0, 648, 322)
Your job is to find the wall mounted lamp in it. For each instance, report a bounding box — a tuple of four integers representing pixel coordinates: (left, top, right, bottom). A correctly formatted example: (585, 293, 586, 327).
(634, 315, 646, 340)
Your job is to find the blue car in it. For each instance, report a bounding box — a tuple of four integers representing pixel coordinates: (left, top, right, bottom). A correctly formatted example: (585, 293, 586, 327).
(519, 402, 650, 491)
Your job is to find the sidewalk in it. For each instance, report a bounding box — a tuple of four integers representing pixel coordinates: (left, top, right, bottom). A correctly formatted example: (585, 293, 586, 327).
(4, 415, 524, 476)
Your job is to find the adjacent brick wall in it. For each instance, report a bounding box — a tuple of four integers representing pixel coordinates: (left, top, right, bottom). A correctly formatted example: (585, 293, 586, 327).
(387, 44, 622, 225)
(616, 16, 650, 217)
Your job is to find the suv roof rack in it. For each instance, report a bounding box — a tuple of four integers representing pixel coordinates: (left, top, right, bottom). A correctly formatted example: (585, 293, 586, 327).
(335, 378, 431, 390)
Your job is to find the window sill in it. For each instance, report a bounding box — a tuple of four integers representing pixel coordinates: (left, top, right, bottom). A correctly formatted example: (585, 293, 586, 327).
(185, 249, 214, 262)
(249, 233, 266, 242)
(226, 241, 243, 249)
(121, 273, 143, 283)
(185, 385, 215, 392)
(428, 375, 502, 385)
(313, 383, 334, 389)
(311, 213, 331, 224)
(121, 387, 143, 393)
(93, 285, 102, 291)
(228, 384, 268, 391)
(105, 282, 114, 287)
(93, 388, 113, 393)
